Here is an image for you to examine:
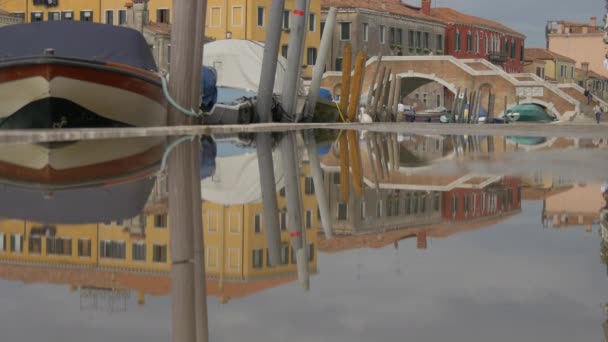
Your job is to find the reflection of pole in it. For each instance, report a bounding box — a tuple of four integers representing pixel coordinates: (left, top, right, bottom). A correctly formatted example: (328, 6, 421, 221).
(254, 0, 286, 267)
(280, 0, 310, 289)
(304, 131, 333, 239)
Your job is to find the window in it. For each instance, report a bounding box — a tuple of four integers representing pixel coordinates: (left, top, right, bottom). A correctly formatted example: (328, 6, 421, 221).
(362, 23, 369, 42)
(157, 8, 170, 23)
(560, 65, 566, 78)
(464, 194, 470, 213)
(332, 172, 340, 185)
(280, 244, 289, 265)
(253, 249, 264, 268)
(100, 241, 126, 259)
(504, 40, 509, 56)
(209, 7, 221, 27)
(389, 27, 395, 45)
(282, 10, 290, 29)
(309, 13, 316, 32)
(482, 192, 486, 212)
(466, 32, 472, 52)
(536, 67, 545, 78)
(412, 193, 419, 213)
(46, 237, 71, 256)
(307, 47, 317, 66)
(511, 40, 516, 59)
(376, 200, 383, 217)
(257, 7, 264, 27)
(434, 193, 440, 211)
(420, 195, 427, 213)
(423, 32, 429, 49)
(11, 12, 25, 21)
(340, 22, 351, 41)
(78, 239, 91, 257)
(10, 234, 23, 253)
(380, 25, 386, 44)
(335, 57, 343, 71)
(80, 11, 93, 22)
(304, 176, 315, 194)
(475, 32, 480, 53)
(338, 203, 347, 220)
(254, 213, 262, 233)
(281, 45, 288, 58)
(455, 30, 461, 51)
(231, 6, 243, 26)
(485, 33, 489, 55)
(153, 245, 168, 263)
(320, 21, 325, 36)
(48, 11, 61, 21)
(31, 12, 43, 22)
(154, 214, 167, 228)
(436, 94, 441, 107)
(62, 11, 73, 20)
(416, 31, 422, 48)
(405, 194, 411, 214)
(570, 66, 574, 79)
(105, 10, 114, 25)
(0, 233, 5, 252)
(397, 28, 403, 45)
(118, 9, 126, 25)
(132, 242, 146, 261)
(29, 235, 42, 254)
(436, 34, 443, 51)
(280, 211, 287, 231)
(306, 209, 313, 229)
(451, 194, 458, 216)
(307, 243, 314, 262)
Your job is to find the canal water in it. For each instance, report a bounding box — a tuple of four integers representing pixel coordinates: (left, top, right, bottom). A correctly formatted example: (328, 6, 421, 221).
(0, 130, 606, 342)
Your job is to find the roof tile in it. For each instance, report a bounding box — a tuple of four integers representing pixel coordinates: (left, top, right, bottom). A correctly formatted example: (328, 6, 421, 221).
(429, 7, 525, 38)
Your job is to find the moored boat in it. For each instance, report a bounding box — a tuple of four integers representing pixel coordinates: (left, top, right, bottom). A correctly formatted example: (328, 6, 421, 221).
(504, 103, 557, 123)
(0, 21, 166, 129)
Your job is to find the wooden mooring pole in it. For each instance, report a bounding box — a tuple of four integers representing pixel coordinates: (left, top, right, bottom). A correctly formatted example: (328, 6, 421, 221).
(167, 0, 206, 341)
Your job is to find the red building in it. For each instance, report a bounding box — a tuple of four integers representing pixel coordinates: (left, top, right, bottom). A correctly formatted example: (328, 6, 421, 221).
(442, 177, 522, 222)
(415, 0, 526, 73)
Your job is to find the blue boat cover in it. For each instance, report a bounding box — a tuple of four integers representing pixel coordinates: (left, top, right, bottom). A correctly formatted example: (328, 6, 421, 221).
(200, 136, 217, 180)
(201, 66, 218, 111)
(0, 21, 157, 71)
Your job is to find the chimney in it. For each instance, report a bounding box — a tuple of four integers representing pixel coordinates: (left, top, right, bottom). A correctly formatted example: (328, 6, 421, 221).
(582, 62, 589, 72)
(421, 0, 431, 15)
(133, 0, 148, 33)
(591, 16, 597, 27)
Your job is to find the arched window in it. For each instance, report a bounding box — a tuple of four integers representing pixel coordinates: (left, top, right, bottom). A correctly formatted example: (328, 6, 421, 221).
(485, 33, 489, 55)
(466, 31, 472, 52)
(475, 32, 480, 54)
(455, 30, 461, 51)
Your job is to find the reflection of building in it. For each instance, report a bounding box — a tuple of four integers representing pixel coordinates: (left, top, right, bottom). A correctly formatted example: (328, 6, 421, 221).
(443, 177, 522, 222)
(543, 184, 603, 228)
(0, 164, 318, 305)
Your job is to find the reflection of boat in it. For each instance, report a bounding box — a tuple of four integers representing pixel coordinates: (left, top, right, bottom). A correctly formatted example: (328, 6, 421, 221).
(505, 104, 557, 123)
(507, 136, 547, 146)
(0, 21, 165, 129)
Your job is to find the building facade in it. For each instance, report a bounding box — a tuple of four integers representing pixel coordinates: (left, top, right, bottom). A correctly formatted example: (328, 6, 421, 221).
(320, 0, 446, 72)
(426, 5, 526, 73)
(523, 48, 576, 84)
(205, 0, 320, 78)
(0, 0, 172, 25)
(546, 18, 607, 78)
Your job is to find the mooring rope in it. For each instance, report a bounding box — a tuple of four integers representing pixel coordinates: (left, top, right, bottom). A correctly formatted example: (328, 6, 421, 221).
(159, 73, 203, 118)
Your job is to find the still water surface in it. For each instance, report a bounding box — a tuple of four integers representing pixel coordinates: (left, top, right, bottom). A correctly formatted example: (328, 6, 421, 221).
(0, 130, 606, 341)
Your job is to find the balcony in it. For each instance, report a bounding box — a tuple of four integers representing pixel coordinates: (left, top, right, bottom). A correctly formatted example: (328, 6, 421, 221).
(488, 52, 508, 63)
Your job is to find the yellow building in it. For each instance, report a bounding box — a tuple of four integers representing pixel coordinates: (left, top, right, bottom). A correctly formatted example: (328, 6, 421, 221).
(523, 48, 576, 84)
(1, 0, 321, 78)
(205, 0, 320, 78)
(0, 162, 318, 283)
(0, 0, 172, 24)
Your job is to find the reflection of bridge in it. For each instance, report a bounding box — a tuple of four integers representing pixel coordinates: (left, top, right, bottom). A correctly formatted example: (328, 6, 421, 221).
(321, 56, 585, 121)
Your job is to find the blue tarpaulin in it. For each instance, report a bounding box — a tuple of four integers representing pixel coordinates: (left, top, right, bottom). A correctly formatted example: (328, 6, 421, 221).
(319, 88, 333, 101)
(201, 66, 218, 111)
